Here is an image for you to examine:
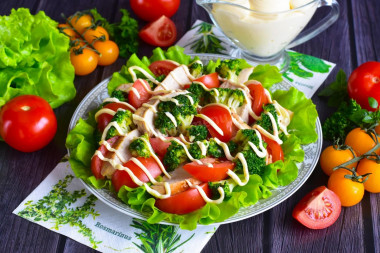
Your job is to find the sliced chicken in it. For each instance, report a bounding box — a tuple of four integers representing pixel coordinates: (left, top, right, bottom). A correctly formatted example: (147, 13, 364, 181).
(154, 65, 193, 92)
(231, 112, 251, 130)
(116, 83, 133, 92)
(237, 67, 254, 84)
(101, 129, 140, 178)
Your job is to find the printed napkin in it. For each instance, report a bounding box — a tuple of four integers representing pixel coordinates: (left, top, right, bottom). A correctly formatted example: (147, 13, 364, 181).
(13, 20, 335, 252)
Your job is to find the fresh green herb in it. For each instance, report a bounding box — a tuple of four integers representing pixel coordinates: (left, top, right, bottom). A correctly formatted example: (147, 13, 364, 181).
(186, 22, 226, 54)
(368, 97, 379, 109)
(318, 69, 349, 107)
(18, 175, 101, 248)
(132, 218, 195, 253)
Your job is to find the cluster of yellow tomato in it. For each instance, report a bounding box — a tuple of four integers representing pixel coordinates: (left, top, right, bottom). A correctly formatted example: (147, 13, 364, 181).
(320, 125, 380, 207)
(58, 14, 119, 75)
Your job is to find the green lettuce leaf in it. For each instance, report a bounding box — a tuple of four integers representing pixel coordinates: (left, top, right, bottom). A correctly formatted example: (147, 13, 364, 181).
(0, 8, 75, 109)
(273, 87, 318, 144)
(249, 64, 283, 88)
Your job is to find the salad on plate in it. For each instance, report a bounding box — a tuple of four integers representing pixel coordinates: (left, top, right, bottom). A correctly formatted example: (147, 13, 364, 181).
(66, 46, 318, 230)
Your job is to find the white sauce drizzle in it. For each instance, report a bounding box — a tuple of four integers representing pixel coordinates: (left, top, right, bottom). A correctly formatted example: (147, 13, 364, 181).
(184, 94, 194, 105)
(165, 112, 177, 127)
(101, 121, 127, 141)
(95, 108, 116, 121)
(196, 114, 224, 136)
(103, 98, 137, 112)
(142, 103, 157, 113)
(99, 140, 127, 163)
(185, 180, 224, 204)
(227, 153, 250, 186)
(128, 66, 160, 85)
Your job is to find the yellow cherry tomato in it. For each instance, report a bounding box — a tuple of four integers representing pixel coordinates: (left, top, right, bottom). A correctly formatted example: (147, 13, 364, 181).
(69, 14, 93, 34)
(357, 158, 380, 193)
(345, 128, 380, 156)
(58, 23, 78, 40)
(375, 124, 380, 135)
(327, 169, 365, 207)
(70, 48, 98, 76)
(320, 145, 357, 176)
(93, 40, 119, 66)
(83, 26, 109, 43)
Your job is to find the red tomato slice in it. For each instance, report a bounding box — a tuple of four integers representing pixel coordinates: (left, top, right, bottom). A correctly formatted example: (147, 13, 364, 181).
(91, 136, 120, 180)
(247, 82, 269, 116)
(149, 60, 178, 76)
(194, 73, 220, 89)
(139, 15, 177, 47)
(128, 79, 152, 109)
(183, 158, 235, 182)
(130, 0, 180, 22)
(149, 137, 174, 157)
(262, 135, 284, 162)
(155, 183, 211, 214)
(293, 186, 341, 229)
(112, 157, 162, 191)
(97, 102, 132, 132)
(199, 105, 237, 142)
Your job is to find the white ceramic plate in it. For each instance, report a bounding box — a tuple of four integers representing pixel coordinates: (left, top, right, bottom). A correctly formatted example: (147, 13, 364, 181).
(68, 53, 323, 225)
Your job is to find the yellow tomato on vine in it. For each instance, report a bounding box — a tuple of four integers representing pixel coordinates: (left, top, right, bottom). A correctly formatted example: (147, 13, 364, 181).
(320, 145, 357, 176)
(357, 158, 380, 193)
(345, 128, 380, 156)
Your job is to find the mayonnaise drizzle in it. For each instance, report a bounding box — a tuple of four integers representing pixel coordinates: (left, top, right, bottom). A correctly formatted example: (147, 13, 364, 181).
(196, 114, 224, 136)
(165, 112, 177, 127)
(95, 108, 116, 121)
(128, 66, 160, 85)
(103, 98, 137, 112)
(99, 140, 127, 163)
(101, 121, 127, 141)
(185, 180, 224, 204)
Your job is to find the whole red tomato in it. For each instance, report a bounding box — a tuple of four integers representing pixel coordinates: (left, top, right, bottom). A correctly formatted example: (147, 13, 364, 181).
(0, 95, 57, 152)
(348, 61, 380, 111)
(130, 0, 180, 22)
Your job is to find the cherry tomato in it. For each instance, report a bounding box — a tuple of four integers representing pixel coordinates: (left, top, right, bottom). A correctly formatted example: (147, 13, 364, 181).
(155, 183, 211, 214)
(97, 103, 133, 132)
(320, 145, 357, 176)
(184, 158, 234, 182)
(69, 14, 93, 34)
(112, 157, 162, 191)
(328, 169, 365, 207)
(348, 61, 380, 111)
(83, 26, 109, 43)
(199, 104, 237, 142)
(0, 95, 57, 152)
(292, 186, 341, 229)
(345, 128, 380, 156)
(148, 60, 178, 76)
(139, 16, 177, 47)
(149, 137, 175, 157)
(70, 48, 98, 76)
(130, 0, 180, 22)
(194, 73, 220, 89)
(128, 79, 152, 109)
(93, 40, 119, 66)
(58, 24, 77, 40)
(247, 82, 269, 116)
(376, 124, 380, 135)
(262, 135, 284, 163)
(91, 136, 120, 179)
(357, 158, 380, 193)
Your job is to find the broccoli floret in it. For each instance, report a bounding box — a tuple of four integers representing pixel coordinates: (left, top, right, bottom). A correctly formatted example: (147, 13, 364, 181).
(163, 141, 188, 172)
(233, 129, 262, 152)
(111, 89, 128, 102)
(207, 138, 224, 158)
(187, 125, 208, 142)
(155, 94, 199, 135)
(187, 83, 209, 103)
(189, 62, 203, 78)
(234, 149, 266, 176)
(215, 59, 244, 83)
(188, 142, 206, 160)
(208, 181, 232, 200)
(156, 74, 166, 82)
(154, 112, 177, 136)
(208, 88, 245, 110)
(129, 134, 150, 158)
(227, 140, 238, 155)
(256, 104, 279, 133)
(105, 110, 134, 140)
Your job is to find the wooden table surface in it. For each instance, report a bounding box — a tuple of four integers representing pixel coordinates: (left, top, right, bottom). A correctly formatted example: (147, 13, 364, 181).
(1, 0, 379, 252)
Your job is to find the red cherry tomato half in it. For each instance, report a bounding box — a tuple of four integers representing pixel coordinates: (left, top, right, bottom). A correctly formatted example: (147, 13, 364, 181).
(262, 135, 284, 162)
(112, 157, 162, 191)
(91, 136, 121, 179)
(128, 79, 152, 109)
(247, 82, 269, 116)
(183, 158, 235, 182)
(293, 186, 341, 229)
(149, 60, 178, 76)
(199, 104, 237, 142)
(130, 0, 180, 22)
(97, 102, 133, 132)
(139, 16, 177, 47)
(149, 137, 175, 157)
(0, 95, 57, 152)
(194, 73, 220, 89)
(155, 183, 211, 214)
(347, 61, 380, 111)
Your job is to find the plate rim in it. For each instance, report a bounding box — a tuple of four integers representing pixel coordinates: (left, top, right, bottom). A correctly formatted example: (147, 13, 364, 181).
(67, 53, 323, 226)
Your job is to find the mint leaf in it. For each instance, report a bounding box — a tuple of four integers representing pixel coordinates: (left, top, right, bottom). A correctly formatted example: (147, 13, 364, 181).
(318, 69, 349, 107)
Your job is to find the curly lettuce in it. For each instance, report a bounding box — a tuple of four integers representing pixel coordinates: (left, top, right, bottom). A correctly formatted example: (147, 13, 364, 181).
(0, 8, 75, 108)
